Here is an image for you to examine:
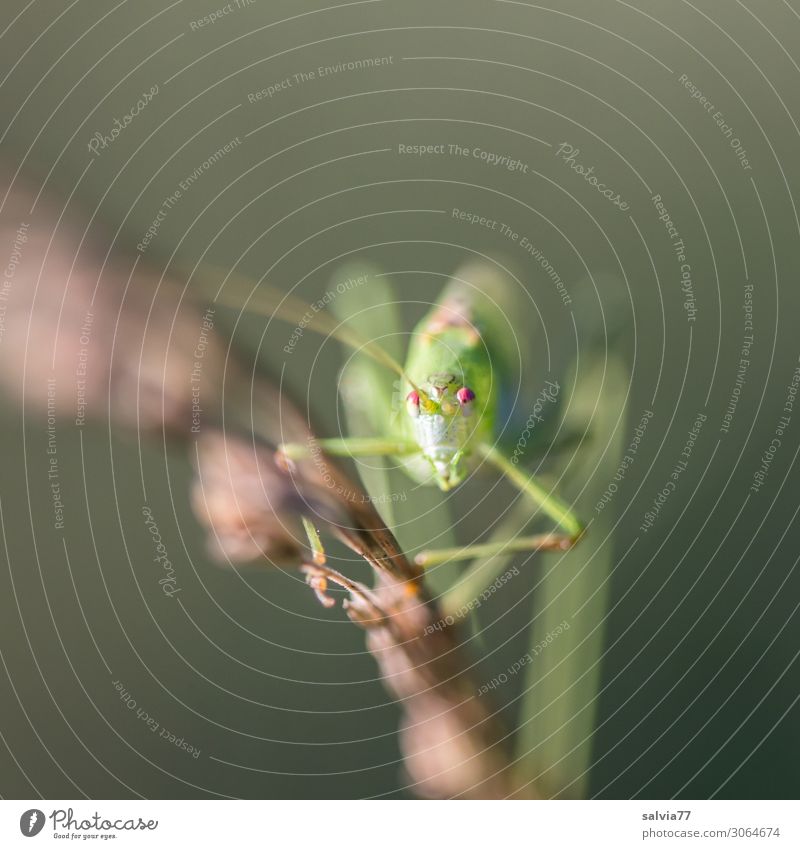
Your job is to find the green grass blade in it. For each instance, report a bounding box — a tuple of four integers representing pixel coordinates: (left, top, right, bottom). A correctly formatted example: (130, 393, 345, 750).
(514, 353, 630, 798)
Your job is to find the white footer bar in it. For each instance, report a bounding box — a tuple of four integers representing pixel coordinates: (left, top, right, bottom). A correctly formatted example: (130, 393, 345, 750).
(2, 800, 795, 848)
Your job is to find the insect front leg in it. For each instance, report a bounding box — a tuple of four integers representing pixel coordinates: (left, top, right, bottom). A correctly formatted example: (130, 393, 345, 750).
(477, 441, 585, 537)
(278, 437, 420, 461)
(414, 441, 585, 567)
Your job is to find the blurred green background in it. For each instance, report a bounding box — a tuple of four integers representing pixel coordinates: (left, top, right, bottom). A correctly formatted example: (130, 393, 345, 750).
(1, 0, 799, 799)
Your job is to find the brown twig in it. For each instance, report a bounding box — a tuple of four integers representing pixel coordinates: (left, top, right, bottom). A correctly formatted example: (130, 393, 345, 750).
(0, 177, 524, 798)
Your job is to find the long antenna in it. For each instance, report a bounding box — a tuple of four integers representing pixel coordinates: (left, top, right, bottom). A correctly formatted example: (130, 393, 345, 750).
(188, 265, 424, 397)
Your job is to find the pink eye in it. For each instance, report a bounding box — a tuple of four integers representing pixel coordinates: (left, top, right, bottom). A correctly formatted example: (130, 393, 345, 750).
(406, 390, 420, 417)
(457, 386, 475, 415)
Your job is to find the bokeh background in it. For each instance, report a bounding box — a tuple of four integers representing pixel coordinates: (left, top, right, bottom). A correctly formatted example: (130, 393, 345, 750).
(0, 0, 798, 799)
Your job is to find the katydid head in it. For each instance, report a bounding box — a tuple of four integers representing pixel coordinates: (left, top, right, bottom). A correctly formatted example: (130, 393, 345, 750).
(406, 374, 476, 490)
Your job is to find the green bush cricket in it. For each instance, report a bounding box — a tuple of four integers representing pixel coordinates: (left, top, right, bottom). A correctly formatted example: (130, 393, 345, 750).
(206, 261, 585, 567)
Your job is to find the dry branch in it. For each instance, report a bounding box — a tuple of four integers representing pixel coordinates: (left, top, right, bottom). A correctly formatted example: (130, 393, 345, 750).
(0, 178, 524, 799)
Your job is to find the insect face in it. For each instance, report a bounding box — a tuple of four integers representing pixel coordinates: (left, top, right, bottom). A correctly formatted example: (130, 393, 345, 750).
(407, 375, 476, 490)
